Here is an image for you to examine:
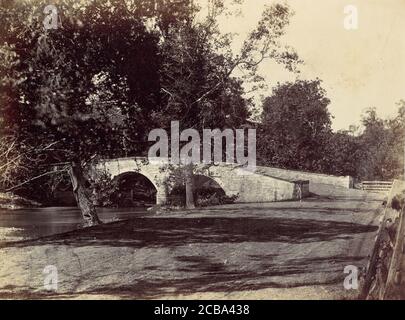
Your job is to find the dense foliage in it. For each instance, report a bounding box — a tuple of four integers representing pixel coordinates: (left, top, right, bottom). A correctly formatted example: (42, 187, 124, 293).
(0, 0, 300, 218)
(258, 80, 404, 181)
(0, 0, 402, 220)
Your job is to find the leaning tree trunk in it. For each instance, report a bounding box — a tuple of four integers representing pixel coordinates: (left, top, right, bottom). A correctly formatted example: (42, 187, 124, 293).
(185, 165, 195, 209)
(69, 162, 101, 226)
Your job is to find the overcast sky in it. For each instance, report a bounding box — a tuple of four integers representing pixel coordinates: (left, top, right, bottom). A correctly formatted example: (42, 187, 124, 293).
(212, 0, 405, 131)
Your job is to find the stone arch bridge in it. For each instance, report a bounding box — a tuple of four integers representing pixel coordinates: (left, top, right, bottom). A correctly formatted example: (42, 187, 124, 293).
(94, 157, 317, 205)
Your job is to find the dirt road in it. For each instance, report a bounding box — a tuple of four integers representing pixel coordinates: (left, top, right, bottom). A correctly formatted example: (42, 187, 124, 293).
(0, 184, 384, 299)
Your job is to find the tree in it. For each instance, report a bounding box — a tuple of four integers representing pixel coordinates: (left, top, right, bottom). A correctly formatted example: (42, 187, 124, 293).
(153, 1, 301, 208)
(356, 105, 405, 180)
(0, 0, 163, 225)
(384, 101, 405, 179)
(258, 79, 332, 171)
(322, 130, 363, 177)
(1, 0, 301, 217)
(322, 103, 404, 181)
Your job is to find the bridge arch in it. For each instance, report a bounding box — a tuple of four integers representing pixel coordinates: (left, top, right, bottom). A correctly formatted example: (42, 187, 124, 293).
(113, 171, 158, 206)
(166, 174, 227, 207)
(193, 174, 228, 206)
(194, 174, 226, 194)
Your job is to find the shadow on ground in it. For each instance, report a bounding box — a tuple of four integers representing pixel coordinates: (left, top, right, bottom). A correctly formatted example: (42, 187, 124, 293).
(2, 215, 378, 249)
(0, 253, 365, 299)
(0, 186, 382, 299)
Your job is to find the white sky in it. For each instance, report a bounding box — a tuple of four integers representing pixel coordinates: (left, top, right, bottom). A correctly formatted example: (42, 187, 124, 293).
(209, 0, 405, 130)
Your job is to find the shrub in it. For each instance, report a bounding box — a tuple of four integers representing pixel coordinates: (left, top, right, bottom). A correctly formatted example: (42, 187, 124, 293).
(167, 185, 238, 208)
(391, 192, 405, 211)
(88, 169, 119, 207)
(195, 187, 238, 207)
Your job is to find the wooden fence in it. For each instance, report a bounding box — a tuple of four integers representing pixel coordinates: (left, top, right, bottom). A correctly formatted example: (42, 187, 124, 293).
(360, 180, 405, 299)
(362, 181, 393, 193)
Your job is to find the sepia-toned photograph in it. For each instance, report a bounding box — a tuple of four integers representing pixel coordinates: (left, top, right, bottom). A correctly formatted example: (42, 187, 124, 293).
(0, 0, 404, 304)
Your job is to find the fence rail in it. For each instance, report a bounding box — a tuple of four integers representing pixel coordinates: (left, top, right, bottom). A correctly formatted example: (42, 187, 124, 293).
(360, 180, 405, 299)
(362, 181, 393, 192)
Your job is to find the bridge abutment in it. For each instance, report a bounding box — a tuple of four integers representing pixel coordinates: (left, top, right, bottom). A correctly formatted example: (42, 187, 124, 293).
(156, 189, 168, 205)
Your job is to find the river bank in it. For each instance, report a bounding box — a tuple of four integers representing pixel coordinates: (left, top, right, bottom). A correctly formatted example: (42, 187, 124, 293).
(0, 192, 41, 210)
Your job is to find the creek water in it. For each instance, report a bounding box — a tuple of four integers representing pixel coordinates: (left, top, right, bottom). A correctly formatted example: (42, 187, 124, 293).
(0, 206, 149, 241)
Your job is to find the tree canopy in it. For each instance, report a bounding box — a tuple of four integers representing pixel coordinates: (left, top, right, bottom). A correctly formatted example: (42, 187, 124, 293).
(3, 0, 401, 219)
(258, 79, 332, 171)
(258, 81, 404, 181)
(0, 0, 301, 221)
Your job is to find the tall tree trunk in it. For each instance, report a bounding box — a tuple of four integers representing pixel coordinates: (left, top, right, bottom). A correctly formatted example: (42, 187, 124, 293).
(69, 162, 101, 226)
(185, 165, 195, 209)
